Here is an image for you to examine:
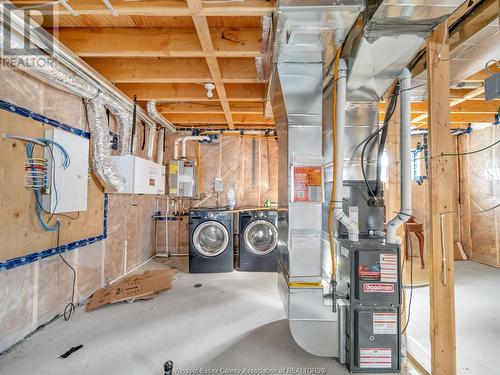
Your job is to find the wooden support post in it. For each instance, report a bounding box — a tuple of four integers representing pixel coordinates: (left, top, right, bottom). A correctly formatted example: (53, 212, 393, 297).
(426, 23, 457, 375)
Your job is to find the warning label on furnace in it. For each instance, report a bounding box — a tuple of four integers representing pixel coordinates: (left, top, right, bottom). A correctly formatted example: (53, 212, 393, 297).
(380, 253, 397, 283)
(291, 166, 323, 202)
(373, 312, 397, 335)
(359, 348, 392, 369)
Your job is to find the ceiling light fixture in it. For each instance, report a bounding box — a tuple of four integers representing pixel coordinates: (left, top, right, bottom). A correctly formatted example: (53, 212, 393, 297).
(204, 83, 216, 98)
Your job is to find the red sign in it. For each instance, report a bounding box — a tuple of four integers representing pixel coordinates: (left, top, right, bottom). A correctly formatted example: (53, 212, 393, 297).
(292, 166, 323, 202)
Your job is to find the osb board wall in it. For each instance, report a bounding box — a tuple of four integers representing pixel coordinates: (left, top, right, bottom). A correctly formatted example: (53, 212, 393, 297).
(0, 67, 162, 352)
(459, 126, 500, 268)
(165, 133, 279, 208)
(162, 133, 279, 254)
(0, 109, 105, 262)
(396, 135, 460, 261)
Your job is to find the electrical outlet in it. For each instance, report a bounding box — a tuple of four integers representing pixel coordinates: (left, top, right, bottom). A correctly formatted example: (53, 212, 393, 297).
(214, 177, 224, 192)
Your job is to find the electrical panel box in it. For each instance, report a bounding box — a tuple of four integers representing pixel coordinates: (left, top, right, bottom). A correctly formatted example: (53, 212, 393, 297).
(485, 72, 500, 101)
(168, 159, 195, 197)
(111, 155, 166, 194)
(42, 129, 89, 213)
(336, 239, 401, 373)
(214, 177, 224, 192)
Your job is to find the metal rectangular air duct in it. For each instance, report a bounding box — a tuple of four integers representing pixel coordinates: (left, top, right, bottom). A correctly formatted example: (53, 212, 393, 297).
(345, 0, 466, 102)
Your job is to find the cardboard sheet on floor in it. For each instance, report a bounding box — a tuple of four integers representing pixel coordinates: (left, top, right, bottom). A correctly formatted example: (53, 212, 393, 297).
(86, 269, 177, 311)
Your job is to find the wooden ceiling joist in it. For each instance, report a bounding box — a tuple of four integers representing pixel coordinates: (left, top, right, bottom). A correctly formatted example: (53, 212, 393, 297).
(117, 83, 265, 102)
(412, 86, 486, 124)
(54, 27, 262, 58)
(412, 112, 497, 125)
(86, 58, 211, 83)
(11, 0, 275, 17)
(158, 102, 264, 115)
(410, 0, 499, 78)
(188, 0, 234, 128)
(380, 100, 500, 114)
(84, 58, 261, 84)
(164, 113, 274, 126)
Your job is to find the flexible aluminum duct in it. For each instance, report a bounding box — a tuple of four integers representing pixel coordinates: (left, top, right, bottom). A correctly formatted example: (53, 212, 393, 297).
(3, 25, 131, 190)
(85, 97, 126, 192)
(100, 95, 133, 155)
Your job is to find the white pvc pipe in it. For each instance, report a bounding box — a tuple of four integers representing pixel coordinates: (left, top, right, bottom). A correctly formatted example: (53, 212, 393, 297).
(386, 68, 412, 244)
(173, 138, 182, 160)
(181, 136, 211, 159)
(334, 59, 359, 242)
(146, 124, 156, 160)
(146, 101, 176, 132)
(157, 128, 165, 165)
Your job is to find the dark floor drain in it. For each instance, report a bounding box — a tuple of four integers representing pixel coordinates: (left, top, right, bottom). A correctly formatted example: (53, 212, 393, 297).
(193, 283, 202, 288)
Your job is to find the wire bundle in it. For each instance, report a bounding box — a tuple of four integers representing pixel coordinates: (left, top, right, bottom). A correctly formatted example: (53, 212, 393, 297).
(25, 157, 48, 191)
(26, 139, 70, 232)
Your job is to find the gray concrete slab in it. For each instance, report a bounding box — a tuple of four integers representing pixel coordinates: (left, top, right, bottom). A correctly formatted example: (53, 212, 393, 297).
(406, 261, 500, 375)
(0, 260, 357, 375)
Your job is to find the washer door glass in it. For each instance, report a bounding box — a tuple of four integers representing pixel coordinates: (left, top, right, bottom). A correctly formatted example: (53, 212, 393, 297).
(193, 221, 229, 257)
(243, 220, 278, 256)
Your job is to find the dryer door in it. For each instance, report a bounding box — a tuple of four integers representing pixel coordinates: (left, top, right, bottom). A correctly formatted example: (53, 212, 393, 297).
(243, 219, 278, 256)
(193, 220, 229, 257)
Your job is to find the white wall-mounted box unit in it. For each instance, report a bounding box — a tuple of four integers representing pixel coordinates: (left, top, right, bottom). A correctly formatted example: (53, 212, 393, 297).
(42, 128, 89, 213)
(111, 155, 166, 194)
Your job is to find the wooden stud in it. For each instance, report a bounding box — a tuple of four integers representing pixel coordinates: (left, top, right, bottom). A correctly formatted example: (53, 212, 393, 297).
(426, 23, 457, 375)
(458, 135, 473, 258)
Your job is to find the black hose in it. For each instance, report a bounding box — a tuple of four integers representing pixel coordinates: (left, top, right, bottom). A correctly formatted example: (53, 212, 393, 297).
(360, 84, 400, 200)
(141, 120, 146, 150)
(130, 95, 137, 154)
(374, 84, 399, 195)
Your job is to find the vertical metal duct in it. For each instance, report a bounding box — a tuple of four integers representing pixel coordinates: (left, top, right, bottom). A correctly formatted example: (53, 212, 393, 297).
(273, 0, 364, 358)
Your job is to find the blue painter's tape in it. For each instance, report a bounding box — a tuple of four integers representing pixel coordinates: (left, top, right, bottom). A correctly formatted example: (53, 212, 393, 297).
(0, 100, 108, 272)
(0, 99, 91, 139)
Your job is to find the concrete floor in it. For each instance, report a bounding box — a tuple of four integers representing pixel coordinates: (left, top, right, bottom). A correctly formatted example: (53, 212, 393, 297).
(0, 258, 362, 375)
(406, 261, 500, 375)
